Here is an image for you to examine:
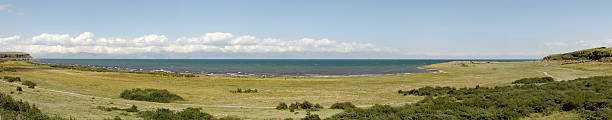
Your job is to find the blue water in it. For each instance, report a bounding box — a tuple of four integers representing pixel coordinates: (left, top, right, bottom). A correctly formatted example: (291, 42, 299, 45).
(35, 59, 534, 77)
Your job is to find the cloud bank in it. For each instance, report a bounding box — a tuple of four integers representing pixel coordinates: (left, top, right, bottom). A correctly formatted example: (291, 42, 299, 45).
(0, 32, 390, 58)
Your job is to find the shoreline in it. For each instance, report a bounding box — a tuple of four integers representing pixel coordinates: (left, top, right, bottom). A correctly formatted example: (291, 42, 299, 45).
(28, 59, 528, 78)
(28, 60, 438, 77)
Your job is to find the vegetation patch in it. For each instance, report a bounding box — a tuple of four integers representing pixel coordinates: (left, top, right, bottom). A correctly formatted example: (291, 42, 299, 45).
(2, 76, 21, 82)
(96, 105, 139, 112)
(286, 101, 324, 112)
(230, 88, 258, 93)
(512, 77, 554, 84)
(332, 75, 612, 120)
(543, 47, 612, 61)
(398, 86, 456, 96)
(21, 80, 37, 88)
(329, 102, 356, 110)
(1, 68, 17, 72)
(120, 88, 184, 103)
(0, 92, 66, 120)
(137, 107, 217, 120)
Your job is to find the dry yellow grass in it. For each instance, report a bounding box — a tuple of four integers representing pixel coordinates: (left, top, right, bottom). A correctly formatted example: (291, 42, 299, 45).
(1, 60, 611, 119)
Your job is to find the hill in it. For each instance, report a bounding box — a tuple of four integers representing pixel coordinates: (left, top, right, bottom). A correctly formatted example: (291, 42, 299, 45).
(543, 47, 612, 62)
(0, 52, 33, 60)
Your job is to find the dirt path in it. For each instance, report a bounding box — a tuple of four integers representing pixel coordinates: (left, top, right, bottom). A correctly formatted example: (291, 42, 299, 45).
(541, 71, 555, 78)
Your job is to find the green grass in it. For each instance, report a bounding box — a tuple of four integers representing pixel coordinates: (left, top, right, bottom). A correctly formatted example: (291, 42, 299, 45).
(543, 47, 612, 61)
(1, 60, 612, 119)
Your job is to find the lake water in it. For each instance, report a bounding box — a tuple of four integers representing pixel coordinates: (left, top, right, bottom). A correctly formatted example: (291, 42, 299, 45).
(35, 59, 534, 77)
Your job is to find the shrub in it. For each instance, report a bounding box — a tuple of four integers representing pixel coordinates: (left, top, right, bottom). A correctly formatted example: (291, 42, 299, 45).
(301, 114, 321, 120)
(137, 107, 216, 120)
(330, 102, 356, 109)
(16, 87, 22, 91)
(21, 80, 37, 88)
(512, 77, 554, 84)
(314, 104, 323, 109)
(119, 88, 184, 103)
(218, 116, 242, 120)
(300, 101, 313, 109)
(230, 88, 258, 93)
(0, 92, 67, 120)
(126, 105, 139, 112)
(398, 86, 456, 96)
(276, 102, 288, 110)
(3, 76, 21, 82)
(283, 101, 322, 111)
(2, 68, 17, 72)
(328, 75, 612, 120)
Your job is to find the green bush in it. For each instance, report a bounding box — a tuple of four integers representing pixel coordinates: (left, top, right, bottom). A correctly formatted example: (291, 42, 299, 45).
(543, 47, 612, 61)
(2, 68, 17, 72)
(301, 114, 321, 120)
(328, 75, 612, 120)
(16, 87, 22, 91)
(276, 102, 288, 110)
(300, 101, 313, 109)
(283, 101, 322, 111)
(0, 92, 67, 120)
(330, 102, 356, 109)
(230, 88, 258, 93)
(21, 80, 37, 88)
(98, 105, 139, 112)
(125, 105, 139, 112)
(119, 88, 184, 103)
(512, 77, 554, 84)
(137, 107, 215, 120)
(218, 116, 242, 120)
(3, 76, 21, 82)
(398, 86, 456, 96)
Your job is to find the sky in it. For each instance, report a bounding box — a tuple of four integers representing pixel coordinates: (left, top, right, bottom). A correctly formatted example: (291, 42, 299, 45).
(2, 0, 612, 59)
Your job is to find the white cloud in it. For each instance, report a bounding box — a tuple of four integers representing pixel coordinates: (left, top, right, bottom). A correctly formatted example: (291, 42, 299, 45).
(0, 32, 390, 56)
(0, 4, 24, 16)
(579, 39, 612, 48)
(543, 42, 569, 47)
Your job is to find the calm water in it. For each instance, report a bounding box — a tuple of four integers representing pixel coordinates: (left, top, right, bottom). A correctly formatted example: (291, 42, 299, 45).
(35, 59, 534, 77)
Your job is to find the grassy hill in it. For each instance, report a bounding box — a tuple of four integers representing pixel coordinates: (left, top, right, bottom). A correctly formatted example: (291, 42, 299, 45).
(0, 52, 33, 60)
(543, 47, 612, 62)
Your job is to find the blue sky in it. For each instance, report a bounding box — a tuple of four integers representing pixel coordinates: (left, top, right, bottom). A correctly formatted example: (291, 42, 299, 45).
(2, 0, 612, 59)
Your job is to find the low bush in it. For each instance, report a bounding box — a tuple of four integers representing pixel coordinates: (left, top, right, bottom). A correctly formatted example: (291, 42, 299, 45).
(512, 77, 554, 84)
(137, 107, 216, 120)
(329, 102, 356, 109)
(120, 88, 184, 103)
(2, 76, 21, 82)
(276, 102, 288, 110)
(0, 92, 66, 119)
(398, 86, 456, 96)
(1, 68, 17, 72)
(301, 114, 321, 120)
(16, 87, 22, 91)
(97, 105, 139, 112)
(285, 101, 322, 111)
(21, 80, 37, 88)
(230, 88, 258, 93)
(329, 75, 612, 120)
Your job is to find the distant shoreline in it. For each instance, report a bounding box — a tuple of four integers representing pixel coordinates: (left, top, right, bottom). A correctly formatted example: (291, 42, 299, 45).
(29, 59, 534, 77)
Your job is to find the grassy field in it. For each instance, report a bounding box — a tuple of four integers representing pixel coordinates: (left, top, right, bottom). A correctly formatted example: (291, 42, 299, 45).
(1, 60, 611, 119)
